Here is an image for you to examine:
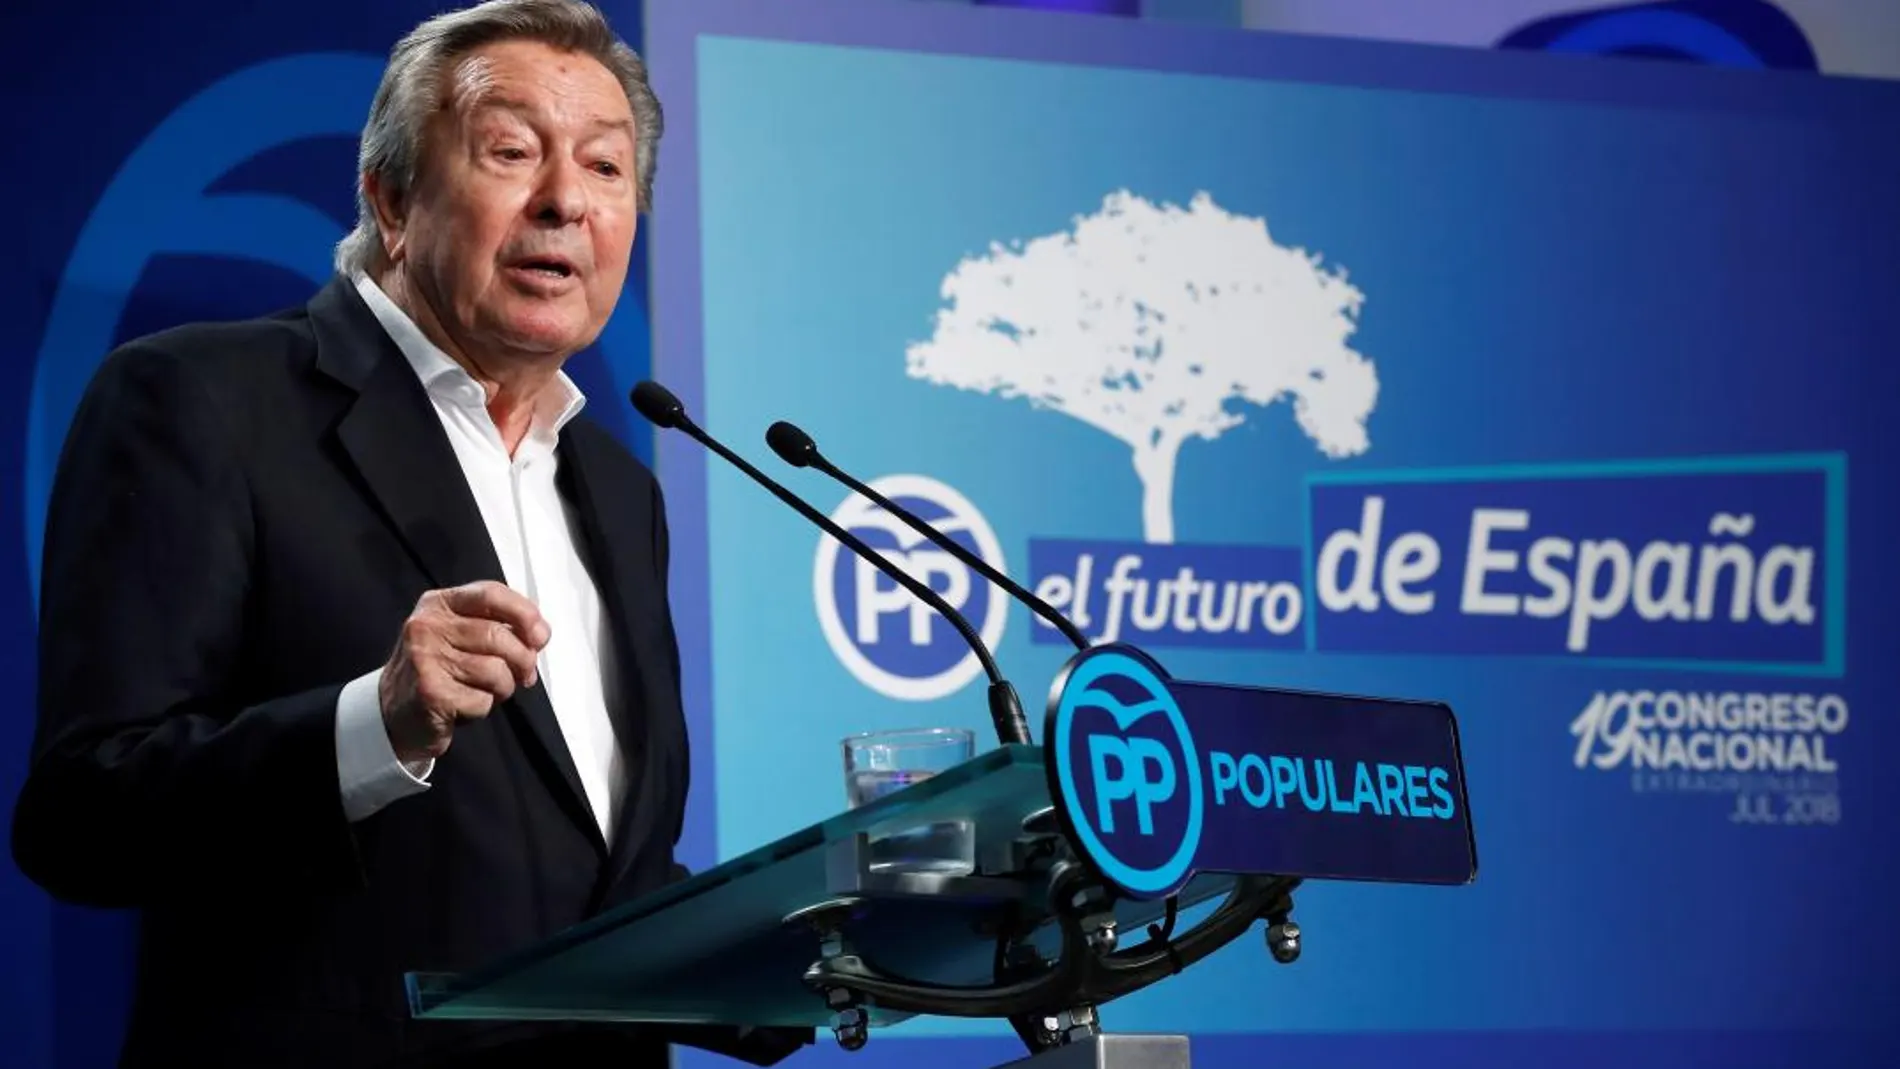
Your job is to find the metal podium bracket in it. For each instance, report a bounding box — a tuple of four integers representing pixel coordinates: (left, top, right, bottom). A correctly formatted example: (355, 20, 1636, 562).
(823, 832, 1030, 904)
(798, 827, 1304, 1061)
(989, 1034, 1191, 1069)
(801, 854, 1301, 1029)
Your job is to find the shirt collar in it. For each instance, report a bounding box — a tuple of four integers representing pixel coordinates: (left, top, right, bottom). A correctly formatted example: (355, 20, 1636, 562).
(351, 272, 587, 441)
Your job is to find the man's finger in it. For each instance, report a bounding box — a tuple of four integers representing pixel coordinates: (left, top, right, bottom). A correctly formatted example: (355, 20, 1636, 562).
(444, 650, 520, 702)
(416, 662, 497, 721)
(443, 617, 540, 687)
(441, 581, 550, 649)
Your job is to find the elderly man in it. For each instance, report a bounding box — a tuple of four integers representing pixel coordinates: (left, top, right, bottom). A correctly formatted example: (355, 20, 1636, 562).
(10, 1, 805, 1066)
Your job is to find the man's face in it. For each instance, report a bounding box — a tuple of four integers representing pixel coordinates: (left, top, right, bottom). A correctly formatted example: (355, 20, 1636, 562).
(378, 39, 638, 363)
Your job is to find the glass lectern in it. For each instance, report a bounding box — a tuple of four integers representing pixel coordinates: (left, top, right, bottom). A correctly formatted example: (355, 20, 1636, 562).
(405, 742, 1312, 1068)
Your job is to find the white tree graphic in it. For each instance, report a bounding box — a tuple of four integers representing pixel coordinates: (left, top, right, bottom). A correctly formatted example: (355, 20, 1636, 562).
(906, 190, 1378, 543)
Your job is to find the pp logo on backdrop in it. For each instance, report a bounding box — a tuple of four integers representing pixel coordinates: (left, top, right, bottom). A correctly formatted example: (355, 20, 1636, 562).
(25, 54, 383, 609)
(813, 474, 1007, 701)
(1047, 645, 1204, 899)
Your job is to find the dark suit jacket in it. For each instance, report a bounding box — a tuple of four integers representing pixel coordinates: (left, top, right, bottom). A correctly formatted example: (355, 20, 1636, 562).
(10, 276, 809, 1068)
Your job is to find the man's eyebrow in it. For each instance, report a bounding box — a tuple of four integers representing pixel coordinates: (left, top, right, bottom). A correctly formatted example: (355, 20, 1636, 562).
(586, 115, 637, 137)
(466, 96, 635, 137)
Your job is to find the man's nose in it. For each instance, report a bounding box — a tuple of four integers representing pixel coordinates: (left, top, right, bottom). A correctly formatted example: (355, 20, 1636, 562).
(530, 159, 588, 225)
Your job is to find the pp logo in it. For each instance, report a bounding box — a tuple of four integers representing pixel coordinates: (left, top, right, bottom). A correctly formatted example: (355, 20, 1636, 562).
(1048, 646, 1204, 899)
(813, 474, 1007, 701)
(26, 54, 383, 611)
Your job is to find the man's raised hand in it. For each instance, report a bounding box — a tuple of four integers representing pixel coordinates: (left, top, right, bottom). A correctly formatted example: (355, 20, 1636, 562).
(379, 581, 549, 762)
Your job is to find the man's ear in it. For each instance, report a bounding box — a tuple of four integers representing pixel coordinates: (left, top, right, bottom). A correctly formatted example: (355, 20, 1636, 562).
(364, 171, 407, 264)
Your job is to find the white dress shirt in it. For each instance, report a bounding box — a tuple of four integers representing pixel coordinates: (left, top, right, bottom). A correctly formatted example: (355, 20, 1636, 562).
(334, 273, 626, 842)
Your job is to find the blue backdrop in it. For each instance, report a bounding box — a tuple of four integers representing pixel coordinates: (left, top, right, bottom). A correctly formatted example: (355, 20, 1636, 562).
(4, 0, 1897, 1066)
(649, 0, 1900, 1066)
(0, 2, 655, 1065)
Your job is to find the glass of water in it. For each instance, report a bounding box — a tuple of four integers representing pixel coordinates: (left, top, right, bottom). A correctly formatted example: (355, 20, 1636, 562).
(842, 727, 976, 876)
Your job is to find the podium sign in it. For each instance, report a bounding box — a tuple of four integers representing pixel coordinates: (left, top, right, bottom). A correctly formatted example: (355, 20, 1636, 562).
(1046, 646, 1477, 901)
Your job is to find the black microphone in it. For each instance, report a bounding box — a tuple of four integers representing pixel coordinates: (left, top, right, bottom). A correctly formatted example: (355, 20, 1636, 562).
(630, 382, 1032, 747)
(766, 420, 1090, 652)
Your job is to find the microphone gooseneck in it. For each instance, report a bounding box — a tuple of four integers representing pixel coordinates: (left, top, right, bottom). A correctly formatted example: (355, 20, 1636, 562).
(631, 384, 1030, 746)
(766, 420, 1090, 652)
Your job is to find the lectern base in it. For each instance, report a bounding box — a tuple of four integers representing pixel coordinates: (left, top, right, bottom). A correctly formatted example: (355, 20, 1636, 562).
(990, 1034, 1190, 1069)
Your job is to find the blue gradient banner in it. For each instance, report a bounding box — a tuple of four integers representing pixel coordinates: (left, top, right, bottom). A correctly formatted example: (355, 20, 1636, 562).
(646, 0, 1900, 1064)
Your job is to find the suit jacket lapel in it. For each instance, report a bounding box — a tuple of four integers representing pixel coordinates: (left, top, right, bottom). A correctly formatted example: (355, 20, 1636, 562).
(332, 346, 499, 592)
(309, 277, 605, 855)
(556, 427, 661, 879)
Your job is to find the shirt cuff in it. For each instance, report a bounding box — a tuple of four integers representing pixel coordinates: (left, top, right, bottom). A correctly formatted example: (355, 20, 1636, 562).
(336, 667, 433, 822)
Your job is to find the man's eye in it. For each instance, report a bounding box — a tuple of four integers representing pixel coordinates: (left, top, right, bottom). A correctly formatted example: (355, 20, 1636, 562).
(493, 146, 529, 161)
(592, 161, 622, 177)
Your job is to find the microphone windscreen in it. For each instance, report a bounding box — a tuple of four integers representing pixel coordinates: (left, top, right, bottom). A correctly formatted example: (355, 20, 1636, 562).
(765, 421, 818, 468)
(629, 381, 685, 429)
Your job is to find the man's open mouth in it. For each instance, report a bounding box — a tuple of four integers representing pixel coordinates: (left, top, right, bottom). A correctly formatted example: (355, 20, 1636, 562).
(514, 258, 575, 279)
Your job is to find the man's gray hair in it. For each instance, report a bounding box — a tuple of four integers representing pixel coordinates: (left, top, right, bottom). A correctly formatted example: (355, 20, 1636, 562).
(333, 0, 662, 276)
